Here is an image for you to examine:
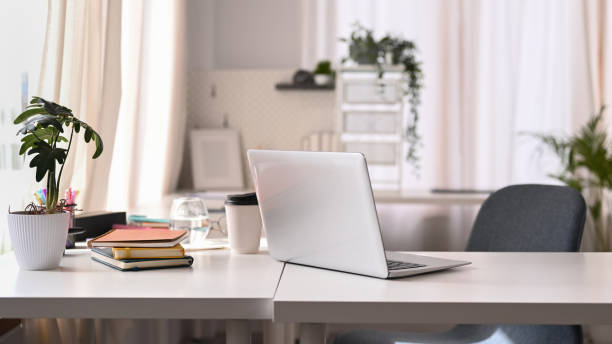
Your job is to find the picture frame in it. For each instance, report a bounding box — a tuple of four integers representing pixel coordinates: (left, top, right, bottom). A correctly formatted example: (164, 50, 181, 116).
(190, 129, 244, 190)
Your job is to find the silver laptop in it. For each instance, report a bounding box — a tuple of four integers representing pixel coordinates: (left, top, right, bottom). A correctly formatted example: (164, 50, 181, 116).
(247, 150, 470, 279)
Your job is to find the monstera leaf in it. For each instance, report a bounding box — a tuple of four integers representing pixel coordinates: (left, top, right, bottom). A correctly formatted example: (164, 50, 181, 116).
(18, 127, 68, 155)
(27, 141, 67, 182)
(17, 114, 64, 135)
(76, 120, 103, 159)
(13, 97, 73, 125)
(29, 96, 73, 116)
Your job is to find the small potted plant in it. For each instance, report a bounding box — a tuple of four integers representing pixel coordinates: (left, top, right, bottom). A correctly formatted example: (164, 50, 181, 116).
(313, 60, 334, 86)
(8, 97, 103, 270)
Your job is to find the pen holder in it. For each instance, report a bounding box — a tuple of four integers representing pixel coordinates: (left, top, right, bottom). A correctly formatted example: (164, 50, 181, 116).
(225, 193, 262, 254)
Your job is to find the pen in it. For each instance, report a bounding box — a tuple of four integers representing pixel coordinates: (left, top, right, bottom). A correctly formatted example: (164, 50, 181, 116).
(33, 193, 43, 205)
(37, 190, 46, 204)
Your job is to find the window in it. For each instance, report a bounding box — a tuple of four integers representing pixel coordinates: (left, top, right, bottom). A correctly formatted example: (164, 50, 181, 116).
(0, 0, 48, 252)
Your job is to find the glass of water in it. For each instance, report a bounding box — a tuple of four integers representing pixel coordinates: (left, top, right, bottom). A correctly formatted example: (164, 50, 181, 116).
(169, 197, 210, 244)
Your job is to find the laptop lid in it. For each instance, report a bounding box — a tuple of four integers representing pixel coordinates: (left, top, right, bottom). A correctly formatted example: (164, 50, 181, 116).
(248, 150, 389, 278)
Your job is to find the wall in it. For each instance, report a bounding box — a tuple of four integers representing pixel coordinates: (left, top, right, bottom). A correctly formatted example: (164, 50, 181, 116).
(186, 0, 215, 70)
(181, 0, 333, 190)
(181, 0, 311, 189)
(214, 0, 301, 69)
(186, 0, 302, 70)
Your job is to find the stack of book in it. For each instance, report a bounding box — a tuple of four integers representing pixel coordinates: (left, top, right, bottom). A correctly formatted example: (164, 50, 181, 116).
(88, 229, 193, 271)
(127, 215, 170, 228)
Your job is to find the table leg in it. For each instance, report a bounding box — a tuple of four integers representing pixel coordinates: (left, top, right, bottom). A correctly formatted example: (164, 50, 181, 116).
(226, 320, 251, 344)
(300, 323, 326, 344)
(262, 320, 283, 344)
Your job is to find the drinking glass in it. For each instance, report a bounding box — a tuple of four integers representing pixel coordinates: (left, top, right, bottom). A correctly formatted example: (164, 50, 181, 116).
(169, 197, 210, 244)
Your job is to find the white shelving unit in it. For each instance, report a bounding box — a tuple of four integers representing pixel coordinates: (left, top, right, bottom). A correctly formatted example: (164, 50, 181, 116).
(336, 66, 406, 190)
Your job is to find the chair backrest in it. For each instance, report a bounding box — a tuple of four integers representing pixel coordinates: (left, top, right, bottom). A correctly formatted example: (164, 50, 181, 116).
(466, 184, 586, 252)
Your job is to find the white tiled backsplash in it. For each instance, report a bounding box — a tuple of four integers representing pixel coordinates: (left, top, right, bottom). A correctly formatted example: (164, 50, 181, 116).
(187, 69, 337, 152)
(185, 69, 337, 187)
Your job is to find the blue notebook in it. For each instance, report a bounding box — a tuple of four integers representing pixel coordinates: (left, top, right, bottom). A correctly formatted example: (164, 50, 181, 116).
(91, 247, 194, 271)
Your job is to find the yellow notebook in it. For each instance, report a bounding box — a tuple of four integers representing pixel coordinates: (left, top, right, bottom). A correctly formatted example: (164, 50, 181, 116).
(111, 244, 185, 260)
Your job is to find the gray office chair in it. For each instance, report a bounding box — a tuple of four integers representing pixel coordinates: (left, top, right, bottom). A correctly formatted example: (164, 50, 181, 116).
(335, 184, 586, 344)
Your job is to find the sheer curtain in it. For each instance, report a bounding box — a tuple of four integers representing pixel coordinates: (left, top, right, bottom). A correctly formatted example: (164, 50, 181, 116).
(106, 0, 187, 212)
(36, 0, 187, 213)
(301, 0, 612, 251)
(37, 0, 122, 211)
(24, 0, 190, 342)
(319, 0, 608, 190)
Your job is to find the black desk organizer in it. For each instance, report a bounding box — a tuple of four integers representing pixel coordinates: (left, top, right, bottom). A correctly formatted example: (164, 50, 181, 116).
(73, 211, 126, 241)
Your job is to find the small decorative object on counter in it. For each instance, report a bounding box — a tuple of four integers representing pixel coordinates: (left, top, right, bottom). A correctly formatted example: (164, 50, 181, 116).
(225, 192, 262, 254)
(292, 69, 315, 86)
(313, 60, 335, 86)
(8, 96, 103, 270)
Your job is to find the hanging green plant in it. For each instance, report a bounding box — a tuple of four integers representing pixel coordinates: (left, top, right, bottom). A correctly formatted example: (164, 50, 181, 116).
(340, 22, 423, 170)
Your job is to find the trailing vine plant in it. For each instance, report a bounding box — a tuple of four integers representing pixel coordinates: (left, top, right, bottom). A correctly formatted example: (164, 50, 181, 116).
(14, 97, 103, 213)
(340, 23, 423, 171)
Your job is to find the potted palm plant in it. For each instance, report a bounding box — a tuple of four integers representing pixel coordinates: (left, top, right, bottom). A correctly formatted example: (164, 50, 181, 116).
(8, 96, 103, 270)
(532, 107, 611, 251)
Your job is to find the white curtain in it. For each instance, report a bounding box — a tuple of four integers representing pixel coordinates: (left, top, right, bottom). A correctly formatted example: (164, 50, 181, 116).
(301, 0, 612, 251)
(106, 0, 187, 212)
(37, 0, 122, 211)
(36, 0, 186, 213)
(26, 0, 190, 342)
(324, 0, 609, 190)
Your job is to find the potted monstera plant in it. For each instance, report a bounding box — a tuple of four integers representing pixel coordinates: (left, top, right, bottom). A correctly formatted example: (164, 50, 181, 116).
(8, 97, 102, 270)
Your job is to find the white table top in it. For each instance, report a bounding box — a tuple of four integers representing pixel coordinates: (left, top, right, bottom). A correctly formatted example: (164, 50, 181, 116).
(0, 248, 284, 319)
(133, 190, 489, 216)
(373, 190, 489, 205)
(274, 252, 612, 324)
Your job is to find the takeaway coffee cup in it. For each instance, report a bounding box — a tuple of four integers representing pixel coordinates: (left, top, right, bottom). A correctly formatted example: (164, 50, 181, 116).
(225, 192, 262, 253)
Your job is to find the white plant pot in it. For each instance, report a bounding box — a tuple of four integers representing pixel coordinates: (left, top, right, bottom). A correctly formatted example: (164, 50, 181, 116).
(314, 74, 332, 86)
(7, 212, 70, 270)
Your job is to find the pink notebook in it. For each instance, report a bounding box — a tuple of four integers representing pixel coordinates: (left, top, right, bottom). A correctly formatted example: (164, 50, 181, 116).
(88, 229, 188, 248)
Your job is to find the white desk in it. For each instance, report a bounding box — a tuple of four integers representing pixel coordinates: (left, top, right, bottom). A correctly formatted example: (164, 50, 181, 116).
(373, 190, 489, 205)
(5, 250, 612, 343)
(135, 190, 489, 215)
(0, 248, 283, 320)
(274, 252, 612, 325)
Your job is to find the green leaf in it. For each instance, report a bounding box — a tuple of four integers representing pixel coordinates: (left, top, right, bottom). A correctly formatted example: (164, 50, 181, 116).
(17, 114, 64, 135)
(13, 107, 47, 124)
(73, 121, 81, 133)
(30, 96, 73, 116)
(27, 141, 67, 182)
(91, 129, 104, 158)
(78, 122, 103, 158)
(84, 127, 92, 142)
(24, 127, 67, 144)
(17, 129, 67, 155)
(19, 136, 37, 155)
